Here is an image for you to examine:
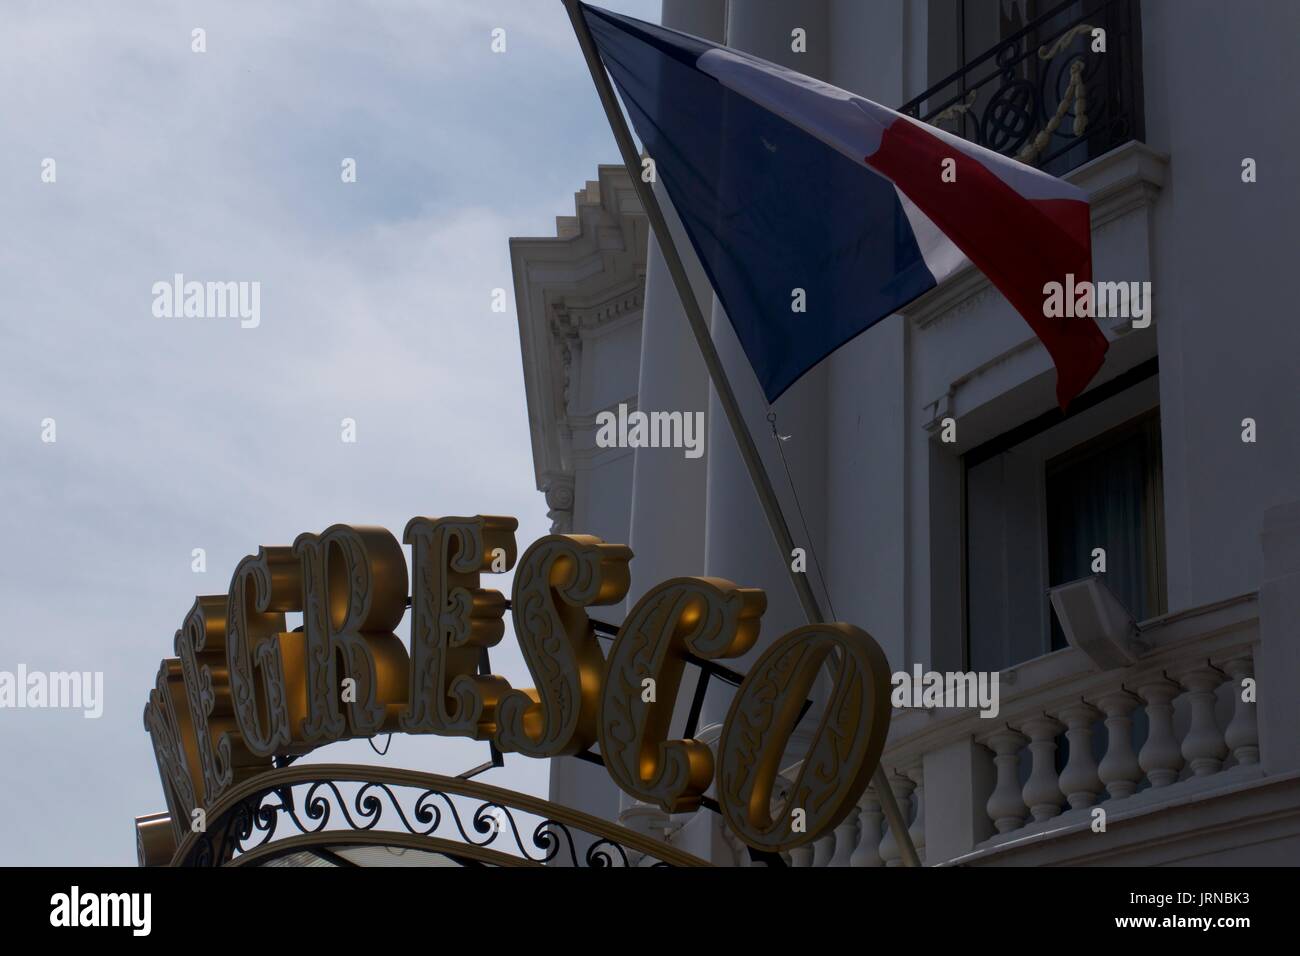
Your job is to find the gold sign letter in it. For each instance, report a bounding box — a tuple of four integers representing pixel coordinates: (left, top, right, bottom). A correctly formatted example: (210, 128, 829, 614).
(226, 547, 311, 757)
(294, 525, 410, 741)
(142, 659, 202, 843)
(599, 578, 764, 813)
(402, 515, 516, 737)
(495, 534, 631, 757)
(174, 596, 268, 806)
(717, 624, 892, 851)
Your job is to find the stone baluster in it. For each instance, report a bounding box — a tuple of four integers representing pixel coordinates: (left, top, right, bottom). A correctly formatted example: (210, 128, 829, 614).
(1221, 656, 1259, 766)
(1137, 675, 1184, 787)
(811, 832, 836, 867)
(788, 843, 815, 867)
(1056, 702, 1103, 809)
(1095, 690, 1143, 799)
(984, 727, 1029, 833)
(830, 805, 860, 867)
(850, 787, 885, 867)
(878, 771, 915, 867)
(1020, 715, 1065, 821)
(903, 761, 926, 865)
(1177, 664, 1228, 776)
(720, 825, 751, 867)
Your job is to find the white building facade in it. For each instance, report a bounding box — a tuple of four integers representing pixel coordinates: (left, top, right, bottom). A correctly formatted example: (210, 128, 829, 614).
(511, 0, 1300, 866)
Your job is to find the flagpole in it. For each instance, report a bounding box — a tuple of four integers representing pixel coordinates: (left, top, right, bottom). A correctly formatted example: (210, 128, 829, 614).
(562, 0, 920, 868)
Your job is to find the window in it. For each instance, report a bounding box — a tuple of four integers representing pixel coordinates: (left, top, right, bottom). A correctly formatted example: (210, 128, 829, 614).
(963, 374, 1165, 672)
(1045, 411, 1165, 650)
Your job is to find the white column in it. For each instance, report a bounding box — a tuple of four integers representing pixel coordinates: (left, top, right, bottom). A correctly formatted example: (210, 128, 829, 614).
(660, 0, 725, 39)
(620, 225, 713, 831)
(627, 237, 712, 597)
(922, 736, 996, 861)
(625, 6, 724, 597)
(628, 6, 725, 588)
(631, 1, 728, 865)
(825, 0, 919, 679)
(700, 0, 834, 735)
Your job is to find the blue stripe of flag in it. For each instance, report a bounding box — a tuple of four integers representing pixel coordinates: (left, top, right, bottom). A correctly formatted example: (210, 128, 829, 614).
(583, 4, 938, 401)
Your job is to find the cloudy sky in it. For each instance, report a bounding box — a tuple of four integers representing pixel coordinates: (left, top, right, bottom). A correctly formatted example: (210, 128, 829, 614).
(0, 0, 660, 865)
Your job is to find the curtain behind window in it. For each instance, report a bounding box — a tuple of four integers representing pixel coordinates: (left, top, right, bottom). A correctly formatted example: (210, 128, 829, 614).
(1047, 412, 1165, 649)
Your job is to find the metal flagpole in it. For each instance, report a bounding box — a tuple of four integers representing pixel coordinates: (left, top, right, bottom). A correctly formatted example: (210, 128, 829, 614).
(562, 0, 920, 868)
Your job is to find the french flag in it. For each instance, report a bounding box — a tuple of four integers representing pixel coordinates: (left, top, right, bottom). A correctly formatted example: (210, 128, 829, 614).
(581, 4, 1108, 407)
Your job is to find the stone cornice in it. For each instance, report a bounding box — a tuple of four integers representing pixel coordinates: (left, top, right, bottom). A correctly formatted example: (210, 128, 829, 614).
(511, 165, 648, 496)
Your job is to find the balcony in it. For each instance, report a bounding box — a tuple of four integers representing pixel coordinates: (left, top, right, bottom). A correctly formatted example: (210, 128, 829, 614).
(740, 593, 1276, 866)
(646, 503, 1300, 867)
(899, 0, 1144, 177)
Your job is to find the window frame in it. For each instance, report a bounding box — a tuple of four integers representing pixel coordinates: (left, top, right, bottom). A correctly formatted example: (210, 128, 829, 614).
(960, 360, 1163, 670)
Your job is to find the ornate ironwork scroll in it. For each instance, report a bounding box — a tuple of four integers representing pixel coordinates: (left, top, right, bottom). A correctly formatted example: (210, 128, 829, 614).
(494, 534, 632, 757)
(173, 764, 709, 868)
(899, 0, 1142, 175)
(717, 623, 892, 852)
(598, 577, 765, 813)
(401, 515, 517, 738)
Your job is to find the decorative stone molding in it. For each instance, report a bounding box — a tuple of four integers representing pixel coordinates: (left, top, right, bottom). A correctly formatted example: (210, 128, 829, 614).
(510, 165, 648, 529)
(549, 285, 645, 416)
(542, 473, 575, 534)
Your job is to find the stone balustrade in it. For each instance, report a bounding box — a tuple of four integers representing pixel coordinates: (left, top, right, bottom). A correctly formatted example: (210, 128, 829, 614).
(714, 592, 1262, 866)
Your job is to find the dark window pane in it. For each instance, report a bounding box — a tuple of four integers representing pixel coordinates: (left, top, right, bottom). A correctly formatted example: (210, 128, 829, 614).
(1046, 413, 1164, 649)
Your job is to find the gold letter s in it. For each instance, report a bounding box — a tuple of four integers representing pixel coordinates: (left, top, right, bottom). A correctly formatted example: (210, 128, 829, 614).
(495, 534, 631, 757)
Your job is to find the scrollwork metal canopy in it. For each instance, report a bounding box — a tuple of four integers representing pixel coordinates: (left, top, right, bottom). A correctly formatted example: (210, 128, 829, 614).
(166, 764, 709, 868)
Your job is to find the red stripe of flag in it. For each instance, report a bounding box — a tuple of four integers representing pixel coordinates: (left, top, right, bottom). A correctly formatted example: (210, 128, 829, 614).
(867, 119, 1108, 408)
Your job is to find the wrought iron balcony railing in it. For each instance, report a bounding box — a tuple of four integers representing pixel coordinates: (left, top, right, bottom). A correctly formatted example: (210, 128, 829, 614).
(899, 0, 1144, 177)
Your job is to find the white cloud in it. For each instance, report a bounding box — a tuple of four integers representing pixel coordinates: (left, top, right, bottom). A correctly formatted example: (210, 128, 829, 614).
(0, 0, 659, 863)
